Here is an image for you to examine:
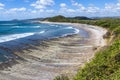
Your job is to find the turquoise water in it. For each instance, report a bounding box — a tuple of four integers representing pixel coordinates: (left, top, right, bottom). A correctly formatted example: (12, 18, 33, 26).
(0, 21, 80, 43)
(0, 21, 81, 62)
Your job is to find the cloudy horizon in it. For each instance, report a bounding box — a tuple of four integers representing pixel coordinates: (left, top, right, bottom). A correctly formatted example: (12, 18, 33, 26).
(0, 0, 120, 20)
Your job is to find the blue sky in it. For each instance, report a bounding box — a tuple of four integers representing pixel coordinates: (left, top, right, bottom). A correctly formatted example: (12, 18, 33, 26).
(0, 0, 120, 20)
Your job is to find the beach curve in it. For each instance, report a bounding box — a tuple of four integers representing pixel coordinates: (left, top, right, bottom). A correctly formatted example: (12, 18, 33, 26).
(0, 22, 107, 80)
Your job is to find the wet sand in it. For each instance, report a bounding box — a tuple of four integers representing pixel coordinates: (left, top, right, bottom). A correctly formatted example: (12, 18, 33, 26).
(0, 23, 107, 80)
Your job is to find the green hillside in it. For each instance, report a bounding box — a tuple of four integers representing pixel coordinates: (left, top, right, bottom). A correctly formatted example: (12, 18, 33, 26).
(46, 15, 91, 22)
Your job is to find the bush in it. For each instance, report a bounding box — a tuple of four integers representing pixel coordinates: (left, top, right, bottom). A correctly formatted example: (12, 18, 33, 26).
(54, 75, 70, 80)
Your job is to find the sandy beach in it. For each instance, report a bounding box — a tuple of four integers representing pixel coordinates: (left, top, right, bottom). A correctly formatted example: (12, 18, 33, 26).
(0, 22, 107, 80)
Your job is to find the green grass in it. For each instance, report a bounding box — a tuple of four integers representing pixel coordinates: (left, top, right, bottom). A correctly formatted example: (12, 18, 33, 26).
(74, 39, 120, 80)
(54, 75, 69, 80)
(49, 17, 120, 80)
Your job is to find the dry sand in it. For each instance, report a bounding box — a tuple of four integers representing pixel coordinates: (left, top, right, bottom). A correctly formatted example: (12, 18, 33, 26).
(0, 22, 107, 80)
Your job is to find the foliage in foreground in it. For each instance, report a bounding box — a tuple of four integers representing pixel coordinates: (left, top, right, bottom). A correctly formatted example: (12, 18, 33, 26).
(54, 75, 69, 80)
(49, 16, 120, 80)
(74, 39, 120, 80)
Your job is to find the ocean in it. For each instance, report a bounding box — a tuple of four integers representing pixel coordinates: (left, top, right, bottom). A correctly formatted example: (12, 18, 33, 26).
(0, 21, 81, 63)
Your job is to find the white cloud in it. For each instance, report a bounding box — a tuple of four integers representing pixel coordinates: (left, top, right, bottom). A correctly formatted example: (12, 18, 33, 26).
(31, 10, 37, 13)
(60, 3, 67, 8)
(71, 0, 85, 11)
(9, 7, 26, 11)
(38, 9, 44, 12)
(67, 9, 75, 13)
(86, 5, 100, 13)
(105, 3, 113, 10)
(105, 2, 120, 11)
(59, 3, 75, 14)
(0, 3, 4, 7)
(30, 0, 54, 9)
(46, 9, 54, 13)
(70, 0, 120, 16)
(71, 0, 99, 13)
(0, 3, 5, 9)
(1, 0, 120, 20)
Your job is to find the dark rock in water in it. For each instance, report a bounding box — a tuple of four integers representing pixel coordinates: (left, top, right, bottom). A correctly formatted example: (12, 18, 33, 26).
(103, 31, 111, 38)
(0, 59, 18, 70)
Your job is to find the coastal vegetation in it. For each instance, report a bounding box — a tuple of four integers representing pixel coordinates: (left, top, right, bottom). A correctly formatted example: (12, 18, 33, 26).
(47, 16, 120, 80)
(44, 15, 91, 22)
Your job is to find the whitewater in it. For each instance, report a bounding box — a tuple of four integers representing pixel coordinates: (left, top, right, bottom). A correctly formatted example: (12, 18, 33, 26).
(0, 21, 80, 43)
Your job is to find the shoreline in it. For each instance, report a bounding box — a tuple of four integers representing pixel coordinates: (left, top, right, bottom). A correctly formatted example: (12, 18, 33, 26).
(0, 22, 107, 80)
(40, 21, 107, 46)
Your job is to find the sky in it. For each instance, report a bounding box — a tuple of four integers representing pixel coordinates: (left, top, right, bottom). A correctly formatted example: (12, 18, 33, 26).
(0, 0, 120, 20)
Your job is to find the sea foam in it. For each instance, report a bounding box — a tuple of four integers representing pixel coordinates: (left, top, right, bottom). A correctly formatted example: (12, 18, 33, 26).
(74, 28, 80, 34)
(0, 30, 47, 43)
(0, 22, 80, 43)
(0, 33, 34, 43)
(65, 26, 80, 34)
